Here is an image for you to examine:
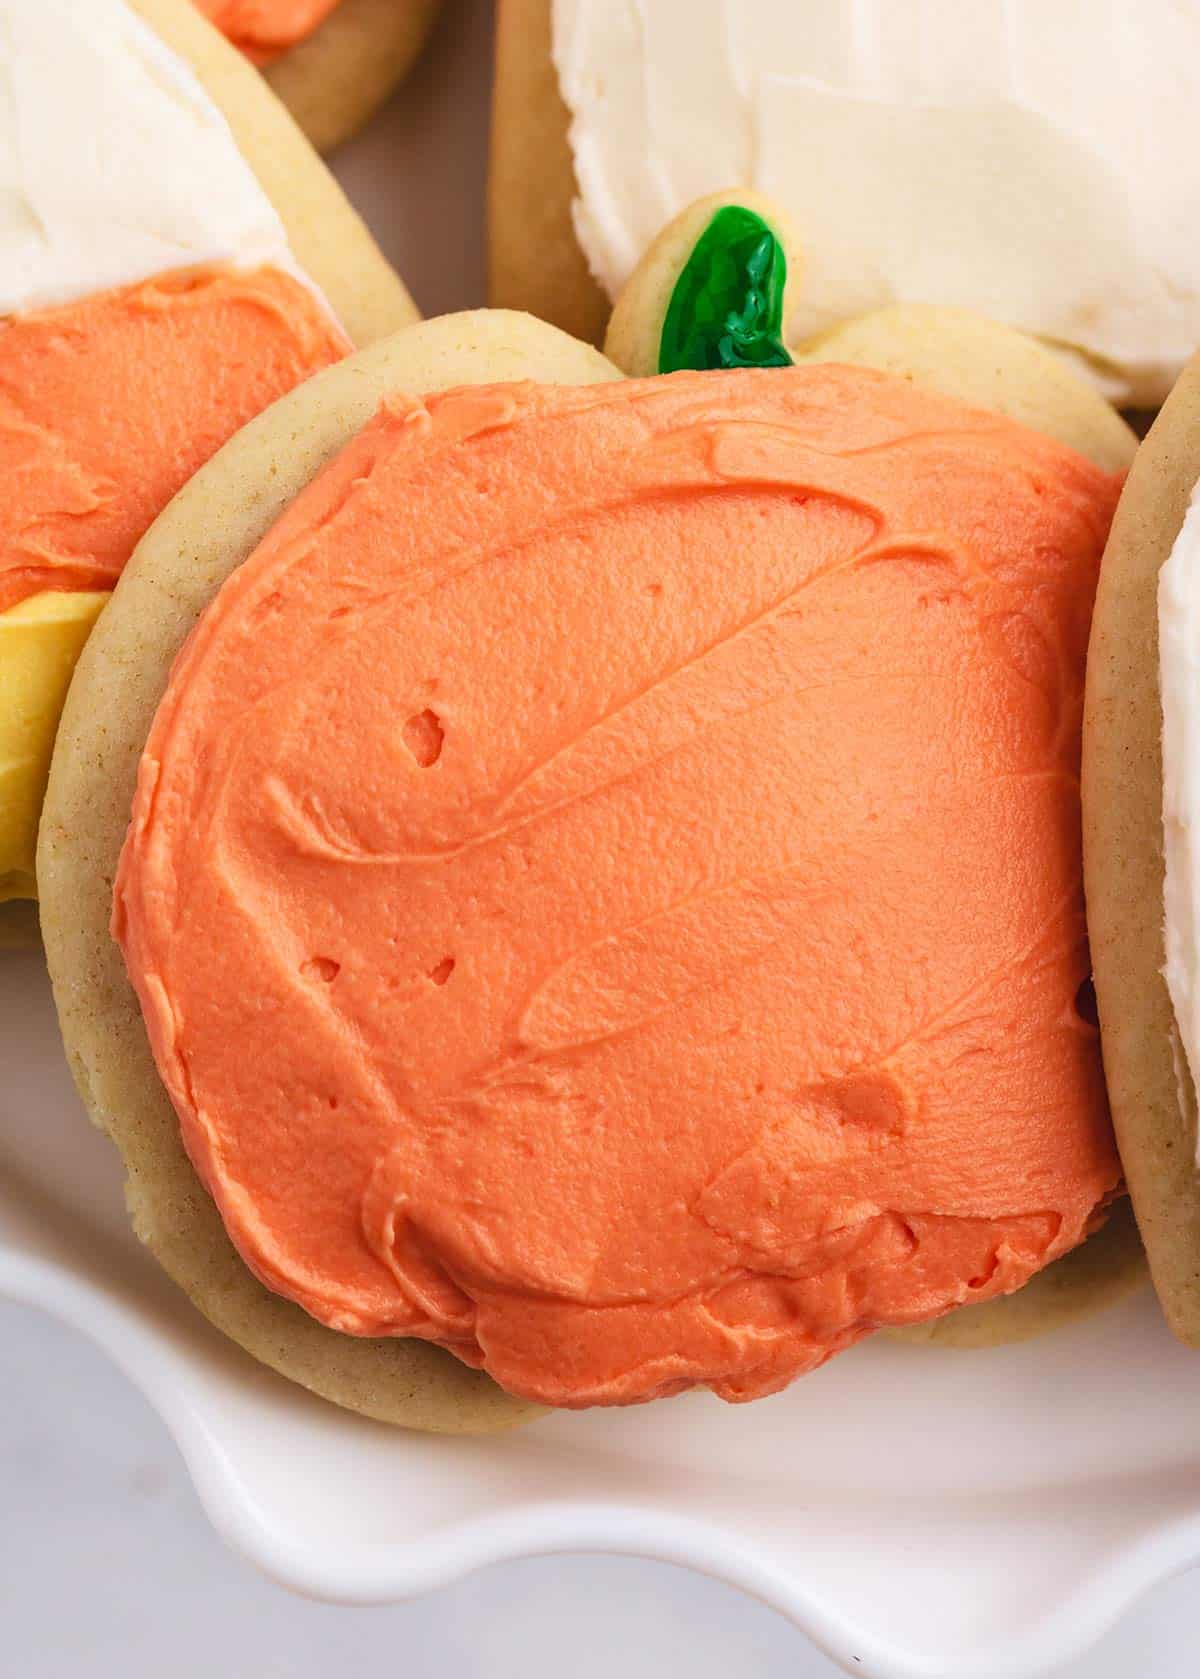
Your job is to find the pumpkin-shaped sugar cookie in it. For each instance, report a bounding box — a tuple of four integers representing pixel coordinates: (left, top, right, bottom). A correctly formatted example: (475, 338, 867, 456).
(43, 206, 1132, 1427)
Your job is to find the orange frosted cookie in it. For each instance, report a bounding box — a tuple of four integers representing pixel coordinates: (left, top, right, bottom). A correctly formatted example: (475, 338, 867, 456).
(0, 270, 345, 614)
(194, 0, 340, 62)
(114, 364, 1123, 1407)
(190, 0, 442, 153)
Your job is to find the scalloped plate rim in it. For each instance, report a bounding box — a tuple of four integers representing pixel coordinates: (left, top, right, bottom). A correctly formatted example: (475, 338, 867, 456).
(4, 1245, 1200, 1679)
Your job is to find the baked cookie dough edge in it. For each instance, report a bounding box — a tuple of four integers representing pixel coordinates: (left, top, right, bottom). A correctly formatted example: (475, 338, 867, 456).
(488, 0, 609, 346)
(263, 0, 442, 157)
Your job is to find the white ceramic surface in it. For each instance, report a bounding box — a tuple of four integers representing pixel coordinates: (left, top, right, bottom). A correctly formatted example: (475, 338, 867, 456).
(5, 8, 1200, 1678)
(7, 937, 1200, 1679)
(6, 1300, 1197, 1679)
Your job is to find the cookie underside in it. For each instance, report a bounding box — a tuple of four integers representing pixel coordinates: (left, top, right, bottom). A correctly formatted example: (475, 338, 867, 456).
(1084, 348, 1200, 1346)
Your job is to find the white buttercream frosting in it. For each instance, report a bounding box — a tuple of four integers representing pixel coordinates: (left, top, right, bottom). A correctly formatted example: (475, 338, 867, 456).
(553, 0, 1200, 406)
(0, 0, 303, 318)
(1159, 484, 1200, 1155)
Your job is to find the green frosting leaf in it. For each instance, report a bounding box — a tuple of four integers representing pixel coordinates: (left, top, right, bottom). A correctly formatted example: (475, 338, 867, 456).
(658, 205, 793, 374)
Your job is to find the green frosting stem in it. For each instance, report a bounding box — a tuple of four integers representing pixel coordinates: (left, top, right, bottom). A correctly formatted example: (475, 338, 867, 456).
(658, 205, 793, 374)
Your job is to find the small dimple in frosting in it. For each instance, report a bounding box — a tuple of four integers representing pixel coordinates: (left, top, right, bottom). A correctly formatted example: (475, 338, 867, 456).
(193, 0, 342, 63)
(114, 367, 1123, 1407)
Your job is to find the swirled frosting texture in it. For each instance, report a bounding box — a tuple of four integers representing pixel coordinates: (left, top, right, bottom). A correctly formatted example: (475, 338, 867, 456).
(115, 368, 1122, 1407)
(193, 0, 341, 63)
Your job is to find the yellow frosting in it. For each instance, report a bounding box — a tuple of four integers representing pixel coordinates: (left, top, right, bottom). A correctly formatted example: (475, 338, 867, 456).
(0, 590, 109, 903)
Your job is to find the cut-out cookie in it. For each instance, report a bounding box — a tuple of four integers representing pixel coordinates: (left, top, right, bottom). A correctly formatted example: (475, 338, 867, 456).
(195, 0, 442, 155)
(0, 0, 415, 946)
(42, 279, 1124, 1419)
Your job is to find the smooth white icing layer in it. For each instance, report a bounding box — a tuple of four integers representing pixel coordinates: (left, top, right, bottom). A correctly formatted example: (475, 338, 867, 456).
(0, 0, 303, 317)
(1159, 483, 1200, 1156)
(553, 0, 1200, 405)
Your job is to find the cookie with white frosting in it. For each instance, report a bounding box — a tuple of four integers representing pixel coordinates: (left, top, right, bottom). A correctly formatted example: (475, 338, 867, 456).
(492, 0, 1200, 407)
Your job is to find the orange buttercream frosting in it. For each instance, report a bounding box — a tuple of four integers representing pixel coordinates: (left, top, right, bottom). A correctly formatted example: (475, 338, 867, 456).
(114, 367, 1124, 1407)
(193, 0, 341, 63)
(0, 267, 348, 613)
